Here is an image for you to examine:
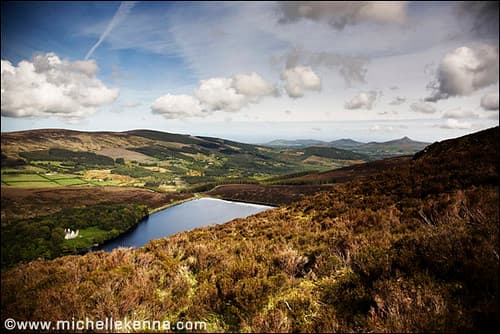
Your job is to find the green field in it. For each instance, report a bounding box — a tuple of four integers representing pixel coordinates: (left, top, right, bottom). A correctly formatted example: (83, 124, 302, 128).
(62, 226, 120, 252)
(1, 173, 47, 182)
(1, 130, 377, 191)
(53, 178, 88, 186)
(1, 181, 62, 188)
(42, 173, 81, 180)
(1, 173, 93, 187)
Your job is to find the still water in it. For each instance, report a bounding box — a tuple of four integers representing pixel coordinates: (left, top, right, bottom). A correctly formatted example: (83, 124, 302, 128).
(94, 197, 272, 252)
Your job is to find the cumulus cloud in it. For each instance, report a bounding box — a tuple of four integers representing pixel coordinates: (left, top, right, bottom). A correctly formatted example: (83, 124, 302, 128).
(442, 109, 479, 119)
(195, 73, 276, 112)
(151, 94, 205, 119)
(480, 91, 499, 110)
(195, 77, 247, 112)
(277, 1, 407, 30)
(410, 101, 436, 114)
(232, 72, 278, 100)
(440, 118, 472, 129)
(426, 44, 499, 101)
(152, 72, 277, 118)
(344, 91, 378, 110)
(1, 53, 119, 118)
(281, 66, 321, 98)
(389, 96, 406, 105)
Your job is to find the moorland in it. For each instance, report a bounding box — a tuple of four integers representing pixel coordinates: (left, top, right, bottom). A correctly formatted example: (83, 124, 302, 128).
(1, 126, 498, 332)
(1, 128, 426, 265)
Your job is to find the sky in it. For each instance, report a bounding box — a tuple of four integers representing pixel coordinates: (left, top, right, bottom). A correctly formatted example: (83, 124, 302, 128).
(1, 1, 499, 143)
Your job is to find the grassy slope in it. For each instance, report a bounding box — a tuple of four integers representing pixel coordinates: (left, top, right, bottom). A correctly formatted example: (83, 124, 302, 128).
(2, 129, 367, 189)
(1, 127, 498, 332)
(205, 157, 411, 205)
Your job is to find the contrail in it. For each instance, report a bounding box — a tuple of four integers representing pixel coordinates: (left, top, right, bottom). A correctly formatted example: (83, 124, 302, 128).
(85, 1, 138, 60)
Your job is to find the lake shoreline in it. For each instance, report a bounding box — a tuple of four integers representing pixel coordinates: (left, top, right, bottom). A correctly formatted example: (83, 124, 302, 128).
(149, 192, 278, 215)
(86, 195, 273, 254)
(93, 197, 273, 252)
(148, 194, 199, 214)
(203, 194, 279, 208)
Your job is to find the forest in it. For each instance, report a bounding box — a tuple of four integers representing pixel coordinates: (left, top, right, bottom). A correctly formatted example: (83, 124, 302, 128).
(1, 204, 149, 267)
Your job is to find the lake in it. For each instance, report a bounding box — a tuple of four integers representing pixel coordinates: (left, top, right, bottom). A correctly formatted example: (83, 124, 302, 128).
(94, 197, 273, 252)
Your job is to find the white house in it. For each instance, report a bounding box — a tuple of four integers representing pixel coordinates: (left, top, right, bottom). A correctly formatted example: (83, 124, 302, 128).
(64, 228, 79, 240)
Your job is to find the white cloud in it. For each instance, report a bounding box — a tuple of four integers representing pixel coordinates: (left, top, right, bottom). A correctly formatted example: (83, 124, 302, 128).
(442, 109, 478, 119)
(195, 77, 247, 112)
(440, 118, 472, 129)
(277, 1, 408, 30)
(151, 94, 205, 119)
(281, 66, 321, 98)
(410, 101, 436, 114)
(232, 72, 277, 100)
(195, 73, 275, 112)
(153, 72, 277, 117)
(426, 44, 499, 101)
(344, 91, 378, 110)
(480, 92, 499, 110)
(1, 53, 119, 119)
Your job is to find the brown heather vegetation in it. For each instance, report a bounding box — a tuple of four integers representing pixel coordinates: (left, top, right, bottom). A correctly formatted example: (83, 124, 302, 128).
(1, 127, 499, 332)
(1, 186, 192, 222)
(206, 184, 337, 206)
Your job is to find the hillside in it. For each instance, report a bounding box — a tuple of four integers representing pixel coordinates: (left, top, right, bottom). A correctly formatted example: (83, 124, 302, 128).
(329, 138, 364, 149)
(264, 136, 430, 159)
(2, 127, 498, 332)
(354, 136, 430, 158)
(1, 129, 367, 190)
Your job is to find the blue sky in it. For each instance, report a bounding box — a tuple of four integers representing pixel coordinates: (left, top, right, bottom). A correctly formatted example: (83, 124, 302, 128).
(1, 1, 498, 143)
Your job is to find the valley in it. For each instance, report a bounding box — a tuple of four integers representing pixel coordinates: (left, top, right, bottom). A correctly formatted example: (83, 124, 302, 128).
(1, 129, 431, 267)
(1, 126, 498, 332)
(2, 2, 498, 332)
(1, 129, 425, 192)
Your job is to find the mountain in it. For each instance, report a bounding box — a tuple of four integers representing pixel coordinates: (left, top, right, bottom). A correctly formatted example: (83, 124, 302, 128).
(328, 138, 364, 149)
(264, 136, 430, 159)
(2, 127, 498, 332)
(334, 136, 430, 159)
(301, 146, 369, 161)
(357, 136, 429, 153)
(1, 129, 368, 190)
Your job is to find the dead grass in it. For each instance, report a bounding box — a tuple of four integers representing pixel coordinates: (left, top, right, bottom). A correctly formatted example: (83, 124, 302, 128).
(96, 147, 156, 163)
(1, 186, 193, 222)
